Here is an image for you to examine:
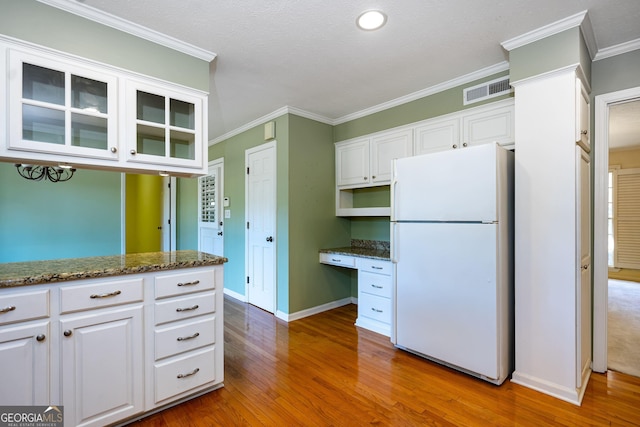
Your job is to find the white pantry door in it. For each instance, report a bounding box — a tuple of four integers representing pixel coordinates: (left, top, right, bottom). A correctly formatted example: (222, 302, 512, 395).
(245, 142, 277, 313)
(198, 159, 224, 256)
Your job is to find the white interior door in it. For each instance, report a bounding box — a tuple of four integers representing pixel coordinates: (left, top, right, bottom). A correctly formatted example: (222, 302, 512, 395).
(198, 159, 224, 256)
(246, 142, 277, 313)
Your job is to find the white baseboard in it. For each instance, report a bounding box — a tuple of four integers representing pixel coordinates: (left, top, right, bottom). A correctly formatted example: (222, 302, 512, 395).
(511, 370, 585, 406)
(276, 297, 353, 322)
(223, 288, 247, 302)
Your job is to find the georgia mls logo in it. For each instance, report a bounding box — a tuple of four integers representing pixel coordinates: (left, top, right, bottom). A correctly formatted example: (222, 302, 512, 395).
(0, 405, 64, 427)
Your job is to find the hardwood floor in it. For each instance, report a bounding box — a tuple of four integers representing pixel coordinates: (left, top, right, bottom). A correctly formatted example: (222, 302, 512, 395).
(131, 296, 640, 426)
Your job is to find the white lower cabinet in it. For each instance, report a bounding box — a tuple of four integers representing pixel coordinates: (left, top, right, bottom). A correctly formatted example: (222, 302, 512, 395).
(0, 265, 223, 426)
(61, 305, 144, 427)
(355, 258, 392, 336)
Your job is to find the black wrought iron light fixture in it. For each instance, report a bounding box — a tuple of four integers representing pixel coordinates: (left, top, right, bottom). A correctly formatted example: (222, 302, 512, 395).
(15, 164, 76, 182)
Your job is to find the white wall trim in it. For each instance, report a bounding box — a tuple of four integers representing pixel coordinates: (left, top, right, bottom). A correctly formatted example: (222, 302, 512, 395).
(511, 371, 584, 406)
(37, 0, 217, 62)
(594, 38, 640, 61)
(275, 297, 353, 322)
(223, 287, 248, 303)
(593, 86, 640, 373)
(501, 10, 588, 52)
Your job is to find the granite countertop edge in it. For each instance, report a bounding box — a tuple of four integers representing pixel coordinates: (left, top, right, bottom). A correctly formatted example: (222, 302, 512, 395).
(0, 250, 228, 288)
(319, 247, 390, 261)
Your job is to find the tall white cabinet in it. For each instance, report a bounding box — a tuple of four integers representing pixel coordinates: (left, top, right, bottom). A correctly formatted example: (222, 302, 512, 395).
(511, 68, 592, 405)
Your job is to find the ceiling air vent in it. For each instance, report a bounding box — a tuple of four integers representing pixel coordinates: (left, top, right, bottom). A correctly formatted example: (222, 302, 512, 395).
(463, 76, 512, 105)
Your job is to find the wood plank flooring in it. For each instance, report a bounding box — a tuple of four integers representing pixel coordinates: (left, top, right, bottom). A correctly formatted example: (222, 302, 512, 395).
(131, 296, 640, 426)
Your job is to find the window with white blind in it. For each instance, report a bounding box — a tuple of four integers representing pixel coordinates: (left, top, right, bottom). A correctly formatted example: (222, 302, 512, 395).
(199, 174, 216, 223)
(612, 167, 640, 269)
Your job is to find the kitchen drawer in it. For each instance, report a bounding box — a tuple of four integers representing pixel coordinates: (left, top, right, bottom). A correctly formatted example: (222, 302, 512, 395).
(319, 253, 356, 269)
(155, 291, 216, 325)
(0, 289, 49, 325)
(358, 292, 391, 325)
(155, 269, 216, 300)
(356, 258, 391, 275)
(155, 315, 216, 360)
(60, 278, 143, 314)
(154, 346, 217, 403)
(359, 271, 392, 299)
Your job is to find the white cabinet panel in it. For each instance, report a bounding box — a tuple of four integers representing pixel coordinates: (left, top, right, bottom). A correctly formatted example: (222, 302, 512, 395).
(414, 117, 460, 155)
(462, 102, 515, 147)
(336, 138, 370, 187)
(371, 129, 413, 183)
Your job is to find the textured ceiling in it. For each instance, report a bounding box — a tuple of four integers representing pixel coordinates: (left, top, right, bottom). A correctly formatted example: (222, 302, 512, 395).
(65, 0, 640, 142)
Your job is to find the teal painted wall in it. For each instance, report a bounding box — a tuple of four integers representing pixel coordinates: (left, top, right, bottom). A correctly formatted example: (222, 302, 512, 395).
(0, 0, 209, 91)
(0, 163, 121, 262)
(176, 177, 198, 250)
(334, 71, 511, 142)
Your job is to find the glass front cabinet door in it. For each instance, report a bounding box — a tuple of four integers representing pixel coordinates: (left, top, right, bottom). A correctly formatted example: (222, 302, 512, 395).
(8, 49, 119, 160)
(127, 81, 204, 170)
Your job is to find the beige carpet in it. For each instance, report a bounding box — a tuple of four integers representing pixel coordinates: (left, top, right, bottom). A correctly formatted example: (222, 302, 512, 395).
(608, 279, 640, 377)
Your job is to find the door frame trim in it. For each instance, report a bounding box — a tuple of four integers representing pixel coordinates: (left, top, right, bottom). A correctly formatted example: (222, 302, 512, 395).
(593, 86, 640, 372)
(244, 140, 277, 313)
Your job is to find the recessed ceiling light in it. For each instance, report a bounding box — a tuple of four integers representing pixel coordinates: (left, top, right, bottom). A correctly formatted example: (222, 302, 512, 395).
(356, 10, 387, 31)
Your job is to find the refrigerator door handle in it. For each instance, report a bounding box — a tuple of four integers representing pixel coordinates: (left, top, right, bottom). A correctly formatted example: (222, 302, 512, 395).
(391, 159, 398, 222)
(391, 222, 397, 263)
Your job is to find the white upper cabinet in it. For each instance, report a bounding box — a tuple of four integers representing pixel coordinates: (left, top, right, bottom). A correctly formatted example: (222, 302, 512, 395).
(414, 117, 460, 155)
(335, 137, 370, 187)
(1, 40, 208, 177)
(8, 49, 119, 161)
(370, 129, 413, 183)
(126, 80, 204, 170)
(414, 99, 514, 156)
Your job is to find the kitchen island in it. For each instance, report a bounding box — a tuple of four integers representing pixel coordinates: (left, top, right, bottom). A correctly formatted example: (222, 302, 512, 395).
(0, 250, 226, 427)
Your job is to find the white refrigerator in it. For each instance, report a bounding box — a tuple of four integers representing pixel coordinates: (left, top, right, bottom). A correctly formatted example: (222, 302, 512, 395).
(390, 142, 514, 385)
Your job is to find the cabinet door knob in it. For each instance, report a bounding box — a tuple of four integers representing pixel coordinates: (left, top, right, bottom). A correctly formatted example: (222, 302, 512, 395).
(452, 144, 458, 149)
(130, 149, 137, 155)
(364, 177, 368, 180)
(36, 334, 46, 342)
(581, 130, 588, 135)
(463, 142, 468, 147)
(63, 330, 73, 337)
(110, 147, 118, 153)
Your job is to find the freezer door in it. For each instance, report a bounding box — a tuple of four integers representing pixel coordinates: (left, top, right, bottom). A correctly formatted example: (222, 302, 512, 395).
(394, 222, 500, 379)
(392, 142, 499, 222)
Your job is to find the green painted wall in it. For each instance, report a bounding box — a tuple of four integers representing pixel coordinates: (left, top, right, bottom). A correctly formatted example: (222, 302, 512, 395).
(0, 163, 121, 262)
(0, 0, 209, 91)
(208, 114, 351, 314)
(288, 115, 352, 313)
(334, 71, 511, 142)
(509, 27, 582, 84)
(591, 49, 640, 97)
(125, 174, 163, 254)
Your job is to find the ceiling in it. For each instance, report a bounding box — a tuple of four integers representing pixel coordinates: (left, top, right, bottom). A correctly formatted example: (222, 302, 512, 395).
(610, 100, 640, 150)
(61, 0, 640, 142)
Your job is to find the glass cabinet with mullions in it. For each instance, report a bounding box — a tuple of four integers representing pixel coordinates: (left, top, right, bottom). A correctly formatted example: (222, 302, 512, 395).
(9, 50, 118, 160)
(128, 81, 202, 168)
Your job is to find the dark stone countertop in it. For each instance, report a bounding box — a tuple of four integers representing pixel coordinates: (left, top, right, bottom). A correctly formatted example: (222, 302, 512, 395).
(319, 239, 390, 261)
(0, 250, 228, 288)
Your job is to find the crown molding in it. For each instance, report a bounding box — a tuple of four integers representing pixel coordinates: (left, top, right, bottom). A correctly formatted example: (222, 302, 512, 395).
(594, 38, 640, 61)
(332, 61, 510, 125)
(501, 10, 588, 52)
(208, 106, 333, 146)
(37, 0, 216, 62)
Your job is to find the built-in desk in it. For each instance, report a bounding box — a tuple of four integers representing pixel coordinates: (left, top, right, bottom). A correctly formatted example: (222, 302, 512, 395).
(319, 240, 392, 336)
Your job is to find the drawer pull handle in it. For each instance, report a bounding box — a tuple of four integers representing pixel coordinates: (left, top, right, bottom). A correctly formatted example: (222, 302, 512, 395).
(371, 284, 383, 289)
(177, 368, 200, 379)
(90, 290, 122, 299)
(176, 305, 199, 312)
(331, 258, 341, 262)
(371, 308, 383, 313)
(0, 305, 16, 314)
(177, 280, 200, 287)
(177, 332, 200, 341)
(371, 266, 383, 270)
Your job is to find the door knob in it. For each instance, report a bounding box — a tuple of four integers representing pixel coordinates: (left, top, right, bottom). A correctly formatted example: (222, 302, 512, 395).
(266, 236, 273, 242)
(217, 231, 223, 236)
